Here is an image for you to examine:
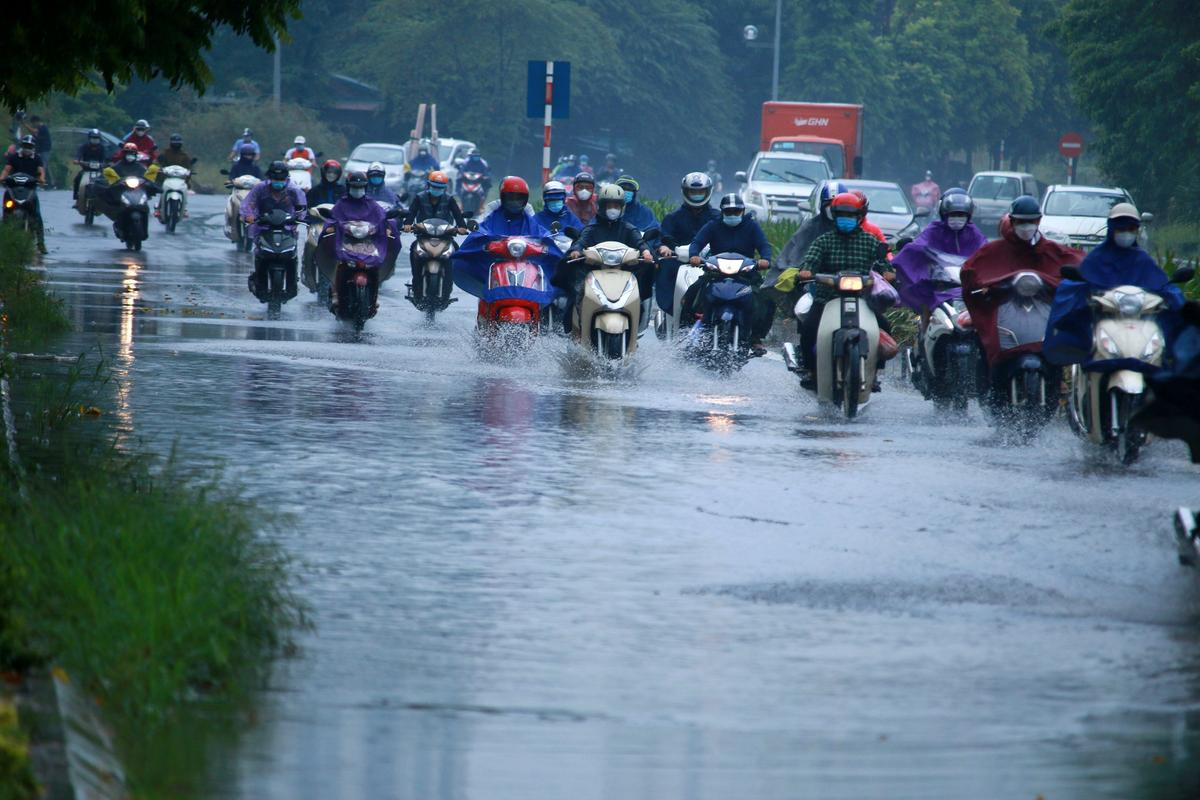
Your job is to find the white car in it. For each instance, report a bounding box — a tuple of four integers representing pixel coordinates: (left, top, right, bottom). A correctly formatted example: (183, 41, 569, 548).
(344, 143, 409, 190)
(1038, 185, 1149, 252)
(735, 152, 831, 222)
(435, 138, 478, 189)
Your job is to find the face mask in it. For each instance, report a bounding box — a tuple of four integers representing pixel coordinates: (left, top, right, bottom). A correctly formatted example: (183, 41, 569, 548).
(1014, 223, 1039, 242)
(323, 171, 338, 183)
(369, 175, 383, 186)
(576, 189, 592, 201)
(687, 193, 707, 204)
(349, 187, 365, 199)
(546, 199, 564, 213)
(429, 186, 445, 197)
(1113, 231, 1138, 248)
(270, 180, 286, 191)
(623, 190, 635, 205)
(946, 216, 967, 231)
(124, 153, 136, 162)
(835, 217, 858, 233)
(170, 143, 181, 150)
(503, 199, 525, 214)
(722, 214, 742, 227)
(605, 207, 621, 221)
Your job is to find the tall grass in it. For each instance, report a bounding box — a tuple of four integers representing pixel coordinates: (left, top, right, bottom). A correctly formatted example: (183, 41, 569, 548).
(0, 227, 69, 349)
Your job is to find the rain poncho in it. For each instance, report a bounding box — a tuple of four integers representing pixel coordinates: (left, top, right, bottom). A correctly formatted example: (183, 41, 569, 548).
(893, 219, 988, 311)
(533, 206, 582, 236)
(240, 180, 307, 239)
(328, 195, 393, 267)
(961, 216, 1081, 366)
(623, 200, 659, 236)
(452, 209, 561, 304)
(1044, 223, 1186, 366)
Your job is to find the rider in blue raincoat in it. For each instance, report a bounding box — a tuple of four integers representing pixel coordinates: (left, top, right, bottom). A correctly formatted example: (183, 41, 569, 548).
(1044, 203, 1186, 366)
(615, 175, 659, 237)
(533, 180, 582, 234)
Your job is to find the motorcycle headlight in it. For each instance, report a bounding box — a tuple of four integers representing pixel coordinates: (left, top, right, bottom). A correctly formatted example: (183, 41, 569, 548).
(716, 257, 742, 275)
(599, 247, 624, 267)
(1141, 330, 1164, 360)
(838, 275, 864, 292)
(1014, 272, 1044, 298)
(1095, 328, 1121, 358)
(346, 221, 376, 238)
(124, 177, 140, 189)
(507, 238, 528, 259)
(1115, 291, 1146, 318)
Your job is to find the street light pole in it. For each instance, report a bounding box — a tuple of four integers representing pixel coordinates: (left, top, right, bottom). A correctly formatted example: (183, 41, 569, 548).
(272, 35, 281, 111)
(771, 0, 781, 101)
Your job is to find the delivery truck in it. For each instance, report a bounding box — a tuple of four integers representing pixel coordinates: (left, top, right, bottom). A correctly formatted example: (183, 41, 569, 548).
(759, 101, 863, 178)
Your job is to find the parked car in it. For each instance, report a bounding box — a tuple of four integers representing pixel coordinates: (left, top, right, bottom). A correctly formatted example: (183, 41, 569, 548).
(51, 127, 122, 160)
(1038, 185, 1149, 252)
(967, 171, 1040, 238)
(840, 179, 929, 246)
(344, 143, 409, 190)
(735, 152, 831, 222)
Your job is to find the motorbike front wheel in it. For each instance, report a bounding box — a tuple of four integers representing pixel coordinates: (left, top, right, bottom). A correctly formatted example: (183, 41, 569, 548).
(841, 343, 862, 419)
(84, 201, 94, 226)
(165, 199, 180, 233)
(267, 267, 284, 319)
(596, 330, 626, 360)
(1113, 391, 1147, 465)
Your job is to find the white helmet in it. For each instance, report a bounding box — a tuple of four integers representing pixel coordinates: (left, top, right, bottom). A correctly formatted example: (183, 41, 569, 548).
(542, 180, 566, 197)
(294, 135, 306, 145)
(367, 161, 385, 174)
(681, 172, 714, 207)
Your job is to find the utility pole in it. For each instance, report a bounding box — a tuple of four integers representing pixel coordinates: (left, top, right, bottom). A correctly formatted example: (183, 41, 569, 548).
(272, 35, 281, 110)
(771, 0, 781, 101)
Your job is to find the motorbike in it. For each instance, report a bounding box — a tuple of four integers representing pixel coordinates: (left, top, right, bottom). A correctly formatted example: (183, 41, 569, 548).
(249, 208, 300, 319)
(653, 236, 706, 341)
(407, 217, 460, 322)
(973, 271, 1059, 437)
(224, 174, 260, 252)
(1176, 507, 1200, 567)
(157, 165, 190, 234)
(314, 208, 400, 332)
(476, 235, 554, 352)
(457, 170, 487, 217)
(782, 272, 880, 419)
(683, 252, 761, 375)
(74, 161, 105, 225)
(302, 203, 335, 306)
(286, 157, 313, 192)
(402, 170, 427, 206)
(571, 239, 651, 362)
(2, 173, 39, 233)
(1064, 264, 1195, 464)
(906, 248, 982, 411)
(114, 175, 151, 251)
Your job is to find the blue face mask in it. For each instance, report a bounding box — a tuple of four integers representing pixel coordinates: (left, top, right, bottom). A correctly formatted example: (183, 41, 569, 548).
(624, 190, 634, 205)
(428, 186, 445, 197)
(687, 194, 707, 204)
(722, 214, 742, 227)
(835, 216, 858, 233)
(546, 199, 564, 213)
(270, 180, 286, 191)
(369, 175, 383, 186)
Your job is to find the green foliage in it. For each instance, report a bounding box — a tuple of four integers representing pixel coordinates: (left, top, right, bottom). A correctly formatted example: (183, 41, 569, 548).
(0, 227, 69, 350)
(1, 0, 302, 110)
(0, 700, 37, 800)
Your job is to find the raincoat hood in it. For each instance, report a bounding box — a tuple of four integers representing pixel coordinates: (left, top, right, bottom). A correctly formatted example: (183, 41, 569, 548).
(893, 219, 987, 311)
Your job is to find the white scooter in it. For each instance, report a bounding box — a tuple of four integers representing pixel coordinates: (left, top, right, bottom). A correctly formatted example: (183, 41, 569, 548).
(286, 157, 313, 192)
(653, 239, 706, 341)
(572, 241, 647, 362)
(1064, 263, 1194, 464)
(224, 174, 260, 252)
(906, 248, 981, 411)
(74, 160, 106, 225)
(157, 165, 190, 234)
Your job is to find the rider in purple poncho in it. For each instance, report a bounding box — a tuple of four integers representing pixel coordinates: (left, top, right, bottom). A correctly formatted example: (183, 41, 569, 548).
(892, 189, 988, 318)
(240, 160, 307, 239)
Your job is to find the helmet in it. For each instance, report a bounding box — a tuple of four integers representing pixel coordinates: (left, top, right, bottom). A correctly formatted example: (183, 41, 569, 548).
(938, 189, 974, 220)
(367, 161, 385, 177)
(121, 141, 138, 153)
(500, 175, 530, 214)
(134, 119, 150, 130)
(719, 193, 745, 212)
(266, 160, 289, 180)
(1108, 202, 1140, 225)
(1009, 195, 1042, 221)
(605, 153, 616, 162)
(294, 135, 306, 145)
(851, 189, 870, 213)
(417, 141, 430, 155)
(542, 179, 566, 200)
(242, 128, 253, 137)
(239, 144, 256, 157)
(468, 147, 480, 157)
(598, 183, 626, 216)
(169, 133, 183, 145)
(573, 172, 595, 186)
(345, 170, 368, 188)
(19, 135, 36, 148)
(681, 172, 714, 207)
(616, 175, 639, 192)
(427, 170, 449, 190)
(578, 154, 589, 165)
(87, 128, 100, 140)
(924, 169, 933, 180)
(707, 159, 717, 170)
(830, 191, 866, 216)
(321, 158, 342, 171)
(815, 180, 848, 218)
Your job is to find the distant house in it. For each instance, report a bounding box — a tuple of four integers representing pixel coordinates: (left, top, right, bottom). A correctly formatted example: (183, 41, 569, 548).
(325, 74, 383, 130)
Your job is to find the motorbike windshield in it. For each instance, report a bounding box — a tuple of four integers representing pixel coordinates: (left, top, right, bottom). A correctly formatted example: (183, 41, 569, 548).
(453, 233, 562, 304)
(997, 298, 1051, 350)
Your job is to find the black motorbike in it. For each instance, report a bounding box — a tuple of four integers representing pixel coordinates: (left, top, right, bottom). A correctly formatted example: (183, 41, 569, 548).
(250, 208, 300, 319)
(457, 170, 487, 216)
(684, 252, 760, 375)
(406, 217, 461, 322)
(2, 173, 39, 232)
(114, 175, 151, 251)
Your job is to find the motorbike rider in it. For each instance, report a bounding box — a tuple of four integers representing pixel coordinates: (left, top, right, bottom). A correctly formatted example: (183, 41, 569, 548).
(677, 194, 774, 354)
(656, 172, 719, 314)
(779, 180, 847, 267)
(365, 161, 400, 207)
(473, 176, 548, 238)
(910, 169, 940, 211)
(406, 141, 439, 180)
(119, 119, 157, 162)
(893, 189, 987, 324)
(615, 175, 659, 236)
(285, 136, 316, 162)
(596, 153, 621, 184)
(576, 154, 593, 176)
(550, 153, 577, 180)
(72, 128, 109, 203)
(306, 159, 345, 206)
(229, 128, 260, 162)
(961, 195, 1081, 374)
(104, 142, 161, 184)
(1, 135, 48, 252)
(241, 160, 307, 301)
(401, 170, 469, 299)
(228, 144, 263, 180)
(566, 172, 597, 225)
(793, 191, 893, 383)
(706, 159, 723, 194)
(1044, 202, 1186, 366)
(458, 148, 491, 192)
(533, 180, 582, 234)
(154, 133, 194, 218)
(557, 183, 654, 333)
(319, 170, 395, 305)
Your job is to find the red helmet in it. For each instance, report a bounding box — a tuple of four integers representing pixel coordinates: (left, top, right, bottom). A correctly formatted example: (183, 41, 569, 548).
(850, 190, 869, 213)
(322, 159, 341, 171)
(500, 175, 529, 196)
(122, 142, 138, 153)
(830, 191, 866, 216)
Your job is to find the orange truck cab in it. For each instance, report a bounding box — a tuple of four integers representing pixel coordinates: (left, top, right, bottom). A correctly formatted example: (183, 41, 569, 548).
(760, 102, 864, 179)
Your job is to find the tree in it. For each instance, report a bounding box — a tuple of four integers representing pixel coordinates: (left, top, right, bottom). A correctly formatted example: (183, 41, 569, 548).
(1, 0, 302, 110)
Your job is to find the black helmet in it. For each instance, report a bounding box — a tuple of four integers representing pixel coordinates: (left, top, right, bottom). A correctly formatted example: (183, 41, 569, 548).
(938, 189, 974, 220)
(468, 147, 480, 157)
(719, 193, 745, 212)
(169, 133, 183, 145)
(1009, 195, 1042, 221)
(345, 170, 368, 188)
(266, 160, 289, 180)
(87, 128, 101, 140)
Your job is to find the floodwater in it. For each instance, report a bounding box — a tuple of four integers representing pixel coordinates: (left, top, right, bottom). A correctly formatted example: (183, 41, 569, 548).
(35, 191, 1200, 799)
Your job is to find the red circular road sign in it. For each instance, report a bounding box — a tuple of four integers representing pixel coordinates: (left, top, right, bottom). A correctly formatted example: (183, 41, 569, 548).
(1059, 132, 1085, 159)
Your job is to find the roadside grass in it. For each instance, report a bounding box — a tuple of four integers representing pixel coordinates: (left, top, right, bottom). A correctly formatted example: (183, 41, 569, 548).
(0, 227, 70, 349)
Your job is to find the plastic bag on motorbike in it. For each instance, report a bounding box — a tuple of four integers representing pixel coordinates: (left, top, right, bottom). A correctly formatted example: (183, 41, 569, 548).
(869, 270, 899, 310)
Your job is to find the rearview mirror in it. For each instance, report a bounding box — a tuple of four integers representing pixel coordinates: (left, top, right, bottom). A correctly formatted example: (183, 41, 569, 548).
(735, 171, 747, 183)
(914, 206, 931, 218)
(1171, 265, 1195, 284)
(1141, 212, 1154, 225)
(641, 227, 660, 242)
(191, 157, 198, 165)
(1060, 264, 1085, 282)
(385, 207, 403, 219)
(219, 168, 229, 175)
(564, 226, 580, 239)
(550, 221, 561, 234)
(467, 219, 479, 231)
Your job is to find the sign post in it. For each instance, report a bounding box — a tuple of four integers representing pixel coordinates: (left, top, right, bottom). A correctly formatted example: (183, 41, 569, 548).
(527, 61, 571, 186)
(1059, 132, 1085, 185)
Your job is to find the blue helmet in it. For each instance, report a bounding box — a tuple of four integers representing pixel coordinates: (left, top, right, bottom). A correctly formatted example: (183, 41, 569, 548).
(815, 180, 849, 219)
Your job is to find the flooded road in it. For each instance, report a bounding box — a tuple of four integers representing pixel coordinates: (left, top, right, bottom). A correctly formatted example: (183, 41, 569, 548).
(36, 191, 1200, 798)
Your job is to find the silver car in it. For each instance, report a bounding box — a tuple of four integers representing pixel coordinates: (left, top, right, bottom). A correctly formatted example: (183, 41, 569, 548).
(735, 152, 831, 222)
(344, 143, 409, 190)
(840, 179, 929, 246)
